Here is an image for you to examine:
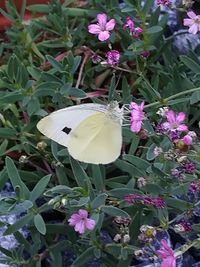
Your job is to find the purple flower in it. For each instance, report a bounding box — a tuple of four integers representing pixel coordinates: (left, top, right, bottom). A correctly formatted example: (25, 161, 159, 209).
(183, 11, 200, 35)
(124, 194, 165, 208)
(141, 50, 150, 58)
(68, 209, 95, 234)
(132, 27, 143, 38)
(189, 182, 200, 193)
(88, 13, 116, 41)
(105, 50, 120, 65)
(182, 161, 196, 174)
(157, 239, 176, 267)
(162, 110, 188, 132)
(129, 101, 145, 133)
(123, 16, 134, 32)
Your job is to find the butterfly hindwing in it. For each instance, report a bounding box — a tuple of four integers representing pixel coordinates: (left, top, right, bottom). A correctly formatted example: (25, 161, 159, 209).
(68, 112, 122, 164)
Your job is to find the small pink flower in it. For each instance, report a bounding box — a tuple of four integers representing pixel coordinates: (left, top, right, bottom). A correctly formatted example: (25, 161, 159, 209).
(88, 13, 116, 41)
(183, 11, 200, 34)
(68, 209, 95, 234)
(106, 50, 120, 65)
(141, 50, 150, 58)
(129, 101, 145, 133)
(123, 16, 135, 32)
(182, 134, 192, 145)
(123, 16, 143, 38)
(157, 239, 176, 267)
(162, 110, 188, 132)
(132, 27, 143, 38)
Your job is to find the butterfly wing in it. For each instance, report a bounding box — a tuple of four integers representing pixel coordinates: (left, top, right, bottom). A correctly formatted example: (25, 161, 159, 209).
(68, 112, 122, 164)
(37, 104, 106, 148)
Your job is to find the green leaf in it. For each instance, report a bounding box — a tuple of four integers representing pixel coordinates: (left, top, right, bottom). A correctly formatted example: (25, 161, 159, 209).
(190, 90, 200, 104)
(102, 206, 130, 217)
(0, 128, 17, 138)
(91, 193, 108, 209)
(180, 55, 200, 73)
(4, 213, 33, 235)
(123, 155, 151, 170)
(146, 143, 157, 161)
(70, 157, 90, 188)
(6, 157, 30, 199)
(71, 247, 95, 267)
(109, 188, 141, 198)
(34, 214, 46, 235)
(146, 26, 163, 34)
(192, 224, 200, 232)
(0, 139, 8, 156)
(166, 197, 192, 211)
(30, 174, 51, 202)
(46, 55, 63, 71)
(114, 159, 146, 176)
(90, 165, 105, 192)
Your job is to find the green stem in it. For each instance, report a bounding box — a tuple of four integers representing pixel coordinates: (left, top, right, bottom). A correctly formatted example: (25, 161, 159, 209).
(144, 87, 200, 108)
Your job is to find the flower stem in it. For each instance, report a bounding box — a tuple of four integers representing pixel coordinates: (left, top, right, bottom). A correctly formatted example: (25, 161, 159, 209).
(144, 87, 200, 108)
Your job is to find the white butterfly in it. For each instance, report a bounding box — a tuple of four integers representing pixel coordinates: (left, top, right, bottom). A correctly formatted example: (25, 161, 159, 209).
(37, 101, 124, 164)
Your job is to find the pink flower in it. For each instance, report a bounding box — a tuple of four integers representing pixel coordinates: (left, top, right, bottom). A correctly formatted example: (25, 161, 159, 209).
(68, 209, 95, 234)
(182, 134, 192, 145)
(157, 239, 176, 267)
(88, 13, 116, 41)
(183, 11, 200, 34)
(106, 50, 120, 65)
(162, 110, 188, 132)
(157, 0, 171, 6)
(129, 101, 145, 133)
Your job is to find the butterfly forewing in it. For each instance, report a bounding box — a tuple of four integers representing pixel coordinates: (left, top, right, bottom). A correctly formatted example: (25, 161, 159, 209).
(37, 104, 106, 148)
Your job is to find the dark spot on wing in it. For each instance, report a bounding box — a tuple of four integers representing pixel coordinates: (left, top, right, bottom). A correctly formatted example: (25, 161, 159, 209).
(62, 127, 72, 134)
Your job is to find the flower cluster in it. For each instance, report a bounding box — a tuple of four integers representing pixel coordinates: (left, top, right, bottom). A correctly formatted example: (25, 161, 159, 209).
(124, 194, 165, 208)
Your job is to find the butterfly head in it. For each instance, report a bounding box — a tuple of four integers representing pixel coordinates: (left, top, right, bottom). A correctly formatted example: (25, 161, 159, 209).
(106, 101, 123, 123)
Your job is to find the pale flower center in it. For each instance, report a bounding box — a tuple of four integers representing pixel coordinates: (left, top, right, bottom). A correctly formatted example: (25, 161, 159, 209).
(194, 18, 200, 24)
(171, 123, 178, 129)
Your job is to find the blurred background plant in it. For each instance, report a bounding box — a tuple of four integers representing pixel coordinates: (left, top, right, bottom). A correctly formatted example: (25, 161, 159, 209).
(0, 0, 200, 266)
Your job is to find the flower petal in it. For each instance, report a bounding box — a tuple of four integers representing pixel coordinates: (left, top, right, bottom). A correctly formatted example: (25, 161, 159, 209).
(177, 125, 188, 132)
(75, 220, 85, 234)
(183, 18, 193, 27)
(105, 19, 116, 31)
(188, 24, 198, 34)
(131, 120, 142, 133)
(78, 209, 88, 218)
(187, 11, 197, 19)
(98, 31, 110, 41)
(88, 24, 101, 34)
(97, 13, 107, 28)
(85, 218, 96, 230)
(165, 110, 175, 123)
(176, 112, 186, 123)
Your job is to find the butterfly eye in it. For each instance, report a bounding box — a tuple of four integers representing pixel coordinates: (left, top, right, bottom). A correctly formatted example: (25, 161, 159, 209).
(62, 127, 72, 134)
